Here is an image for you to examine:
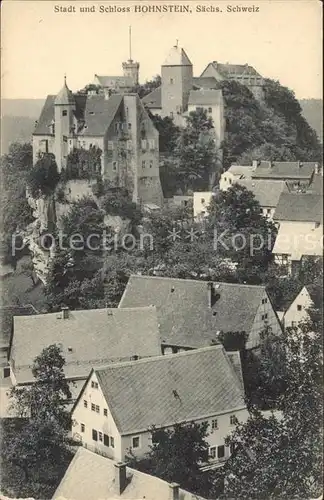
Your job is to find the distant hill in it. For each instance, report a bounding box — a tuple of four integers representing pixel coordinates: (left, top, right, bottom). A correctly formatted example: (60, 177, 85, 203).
(1, 99, 45, 155)
(299, 99, 323, 143)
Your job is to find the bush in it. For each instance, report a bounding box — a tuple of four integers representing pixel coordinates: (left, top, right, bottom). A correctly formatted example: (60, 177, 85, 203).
(28, 153, 60, 198)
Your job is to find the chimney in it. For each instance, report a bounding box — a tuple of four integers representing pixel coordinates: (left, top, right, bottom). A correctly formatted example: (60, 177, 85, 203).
(207, 282, 221, 308)
(114, 462, 127, 496)
(299, 161, 303, 168)
(61, 306, 69, 320)
(169, 482, 180, 500)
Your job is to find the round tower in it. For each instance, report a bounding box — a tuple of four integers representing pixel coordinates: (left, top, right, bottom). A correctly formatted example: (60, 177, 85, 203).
(54, 76, 75, 172)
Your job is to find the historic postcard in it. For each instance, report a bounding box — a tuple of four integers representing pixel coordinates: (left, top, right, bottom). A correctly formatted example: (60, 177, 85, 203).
(0, 0, 322, 499)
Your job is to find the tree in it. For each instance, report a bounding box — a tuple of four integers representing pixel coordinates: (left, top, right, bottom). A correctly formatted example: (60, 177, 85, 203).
(2, 345, 75, 497)
(128, 422, 213, 497)
(149, 114, 180, 154)
(218, 331, 248, 352)
(207, 184, 277, 271)
(223, 317, 323, 499)
(131, 74, 161, 98)
(28, 153, 60, 198)
(174, 109, 221, 192)
(20, 260, 38, 287)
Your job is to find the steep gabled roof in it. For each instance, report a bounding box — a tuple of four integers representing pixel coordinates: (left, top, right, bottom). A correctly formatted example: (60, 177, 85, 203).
(119, 276, 266, 348)
(11, 306, 161, 383)
(274, 193, 323, 222)
(252, 161, 316, 180)
(162, 45, 192, 66)
(215, 62, 262, 78)
(95, 346, 246, 435)
(55, 78, 75, 106)
(142, 86, 162, 109)
(0, 304, 38, 348)
(188, 89, 223, 106)
(33, 93, 123, 137)
(236, 179, 288, 208)
(53, 447, 207, 500)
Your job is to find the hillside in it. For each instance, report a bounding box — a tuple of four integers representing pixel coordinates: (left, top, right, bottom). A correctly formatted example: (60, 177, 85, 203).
(299, 99, 323, 143)
(1, 98, 44, 118)
(1, 116, 36, 154)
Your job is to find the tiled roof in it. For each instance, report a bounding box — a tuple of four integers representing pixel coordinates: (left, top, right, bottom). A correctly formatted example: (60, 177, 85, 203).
(227, 165, 256, 177)
(33, 93, 123, 137)
(55, 79, 75, 106)
(119, 276, 265, 348)
(0, 304, 38, 348)
(236, 179, 288, 207)
(252, 161, 316, 180)
(274, 193, 323, 222)
(192, 77, 218, 89)
(95, 75, 134, 88)
(11, 306, 161, 383)
(188, 89, 223, 106)
(210, 61, 262, 79)
(53, 447, 206, 500)
(163, 46, 192, 66)
(142, 86, 162, 109)
(95, 346, 245, 434)
(78, 94, 123, 136)
(227, 351, 244, 390)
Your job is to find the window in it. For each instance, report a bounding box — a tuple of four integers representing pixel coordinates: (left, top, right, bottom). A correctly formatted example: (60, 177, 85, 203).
(229, 179, 232, 184)
(291, 321, 297, 327)
(91, 403, 95, 412)
(81, 423, 85, 433)
(211, 419, 218, 430)
(91, 381, 98, 389)
(104, 434, 109, 447)
(208, 107, 212, 113)
(132, 436, 140, 448)
(112, 161, 118, 172)
(95, 405, 100, 413)
(110, 436, 115, 448)
(69, 140, 72, 146)
(217, 445, 225, 459)
(142, 160, 146, 169)
(297, 305, 302, 311)
(224, 177, 227, 182)
(209, 446, 216, 459)
(63, 136, 67, 143)
(267, 208, 271, 214)
(141, 139, 147, 150)
(149, 139, 155, 150)
(92, 429, 98, 441)
(201, 198, 205, 204)
(115, 122, 119, 132)
(262, 298, 268, 304)
(83, 400, 88, 408)
(104, 408, 108, 417)
(230, 415, 236, 425)
(170, 78, 174, 84)
(62, 110, 67, 116)
(98, 431, 103, 442)
(108, 141, 114, 150)
(149, 160, 153, 169)
(196, 107, 203, 112)
(128, 122, 132, 129)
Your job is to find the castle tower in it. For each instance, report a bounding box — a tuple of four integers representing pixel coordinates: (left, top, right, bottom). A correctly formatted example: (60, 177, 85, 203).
(54, 76, 75, 172)
(122, 26, 140, 86)
(161, 42, 193, 126)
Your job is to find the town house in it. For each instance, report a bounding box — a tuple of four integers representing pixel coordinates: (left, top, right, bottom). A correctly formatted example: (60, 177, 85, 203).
(8, 306, 161, 401)
(71, 346, 248, 465)
(119, 275, 283, 350)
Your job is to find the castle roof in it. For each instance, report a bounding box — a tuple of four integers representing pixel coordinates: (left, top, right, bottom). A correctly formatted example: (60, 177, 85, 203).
(55, 77, 75, 105)
(188, 89, 223, 106)
(162, 45, 192, 66)
(142, 86, 162, 109)
(252, 161, 316, 180)
(33, 93, 124, 137)
(94, 74, 134, 88)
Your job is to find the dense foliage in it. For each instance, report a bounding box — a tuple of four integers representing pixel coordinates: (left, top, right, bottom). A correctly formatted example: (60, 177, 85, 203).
(28, 153, 60, 198)
(1, 345, 75, 498)
(62, 146, 102, 181)
(0, 143, 34, 265)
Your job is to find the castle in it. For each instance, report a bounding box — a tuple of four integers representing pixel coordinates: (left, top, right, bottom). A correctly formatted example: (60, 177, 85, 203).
(32, 38, 265, 206)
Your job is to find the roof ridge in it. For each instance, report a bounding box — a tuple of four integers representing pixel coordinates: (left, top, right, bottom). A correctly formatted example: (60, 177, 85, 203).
(95, 345, 223, 372)
(129, 274, 265, 289)
(14, 305, 157, 320)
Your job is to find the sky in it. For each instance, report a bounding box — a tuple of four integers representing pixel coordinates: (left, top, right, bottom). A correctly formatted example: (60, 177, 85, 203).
(1, 0, 322, 100)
